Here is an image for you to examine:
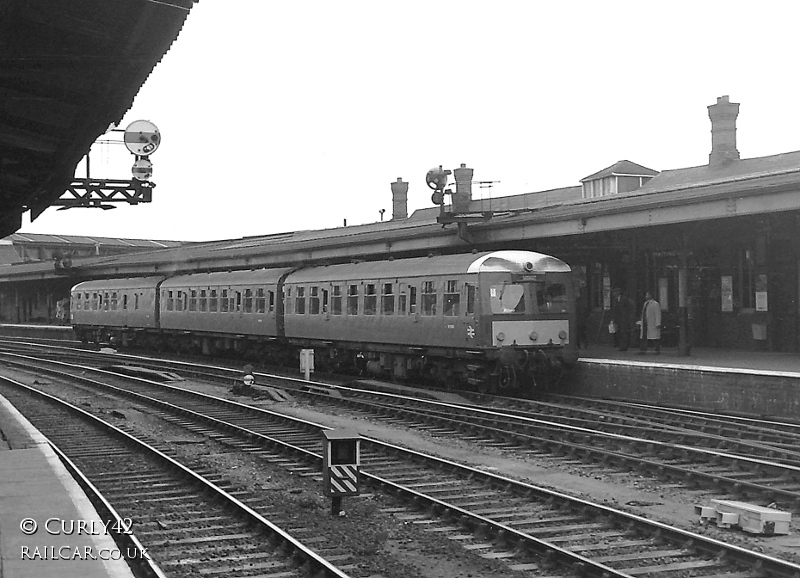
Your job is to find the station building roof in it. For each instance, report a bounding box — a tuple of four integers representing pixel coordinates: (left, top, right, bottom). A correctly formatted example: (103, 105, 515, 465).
(0, 0, 196, 239)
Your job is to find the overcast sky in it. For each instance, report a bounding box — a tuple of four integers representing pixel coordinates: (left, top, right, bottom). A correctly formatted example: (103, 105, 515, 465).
(19, 1, 800, 242)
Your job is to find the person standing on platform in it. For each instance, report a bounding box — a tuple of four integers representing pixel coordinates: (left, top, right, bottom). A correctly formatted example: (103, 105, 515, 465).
(639, 291, 662, 354)
(611, 288, 635, 351)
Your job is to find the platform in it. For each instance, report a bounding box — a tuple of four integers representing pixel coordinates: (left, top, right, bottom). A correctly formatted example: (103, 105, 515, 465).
(0, 393, 135, 578)
(0, 323, 75, 341)
(569, 345, 800, 419)
(580, 345, 800, 375)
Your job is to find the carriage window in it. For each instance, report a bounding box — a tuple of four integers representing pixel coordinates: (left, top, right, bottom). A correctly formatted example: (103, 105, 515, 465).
(409, 286, 417, 314)
(310, 286, 320, 314)
(122, 294, 128, 310)
(295, 286, 306, 314)
(85, 293, 91, 310)
(422, 281, 437, 316)
(364, 283, 377, 315)
(255, 288, 265, 313)
(110, 291, 118, 310)
(466, 284, 475, 315)
(103, 292, 109, 311)
(189, 289, 197, 312)
(268, 290, 275, 313)
(490, 283, 525, 314)
(347, 284, 358, 315)
(134, 293, 140, 310)
(209, 289, 218, 312)
(332, 285, 343, 315)
(244, 288, 253, 313)
(199, 289, 207, 312)
(443, 280, 459, 316)
(398, 287, 407, 315)
(234, 291, 241, 312)
(382, 283, 394, 315)
(166, 290, 174, 311)
(221, 289, 229, 312)
(322, 288, 329, 313)
(176, 291, 184, 312)
(538, 282, 568, 312)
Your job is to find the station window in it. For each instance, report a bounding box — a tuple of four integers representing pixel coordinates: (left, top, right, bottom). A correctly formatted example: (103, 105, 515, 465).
(421, 281, 437, 316)
(382, 283, 394, 315)
(331, 285, 342, 315)
(255, 288, 265, 313)
(295, 286, 306, 314)
(244, 288, 253, 313)
(199, 289, 207, 312)
(189, 289, 197, 312)
(347, 284, 359, 315)
(443, 280, 459, 316)
(310, 286, 320, 314)
(209, 289, 218, 312)
(364, 283, 377, 315)
(221, 289, 229, 312)
(466, 284, 475, 315)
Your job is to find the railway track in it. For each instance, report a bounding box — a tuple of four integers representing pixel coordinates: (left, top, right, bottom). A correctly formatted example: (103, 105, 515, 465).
(0, 375, 354, 578)
(3, 352, 800, 578)
(6, 341, 800, 507)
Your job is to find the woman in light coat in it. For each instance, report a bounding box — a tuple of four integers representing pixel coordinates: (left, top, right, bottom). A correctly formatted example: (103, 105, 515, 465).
(639, 291, 661, 354)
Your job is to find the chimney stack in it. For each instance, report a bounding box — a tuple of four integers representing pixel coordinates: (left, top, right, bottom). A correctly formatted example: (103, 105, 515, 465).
(452, 163, 473, 214)
(708, 95, 740, 167)
(390, 177, 408, 220)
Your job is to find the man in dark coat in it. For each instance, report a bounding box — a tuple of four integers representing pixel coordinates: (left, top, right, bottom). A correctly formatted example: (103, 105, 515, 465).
(611, 288, 635, 351)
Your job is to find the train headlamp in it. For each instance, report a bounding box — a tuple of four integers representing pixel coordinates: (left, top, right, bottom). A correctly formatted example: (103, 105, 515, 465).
(496, 332, 505, 342)
(558, 330, 567, 341)
(529, 331, 538, 342)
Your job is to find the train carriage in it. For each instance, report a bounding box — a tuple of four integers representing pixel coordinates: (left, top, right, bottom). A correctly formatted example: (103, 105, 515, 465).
(71, 277, 164, 344)
(283, 250, 576, 390)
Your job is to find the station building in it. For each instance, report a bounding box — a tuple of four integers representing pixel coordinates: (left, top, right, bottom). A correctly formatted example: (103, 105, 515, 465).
(2, 96, 799, 355)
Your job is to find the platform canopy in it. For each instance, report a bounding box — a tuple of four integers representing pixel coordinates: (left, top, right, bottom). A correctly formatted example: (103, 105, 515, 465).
(0, 0, 196, 238)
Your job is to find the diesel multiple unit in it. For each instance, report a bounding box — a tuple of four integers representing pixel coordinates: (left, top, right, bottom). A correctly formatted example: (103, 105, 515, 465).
(71, 250, 577, 393)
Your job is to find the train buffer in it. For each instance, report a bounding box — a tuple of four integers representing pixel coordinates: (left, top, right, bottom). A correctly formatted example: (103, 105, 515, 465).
(695, 499, 791, 535)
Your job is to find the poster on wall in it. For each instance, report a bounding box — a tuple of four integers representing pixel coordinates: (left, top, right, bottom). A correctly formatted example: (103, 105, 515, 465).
(755, 273, 768, 311)
(721, 275, 733, 312)
(658, 277, 668, 311)
(603, 275, 611, 310)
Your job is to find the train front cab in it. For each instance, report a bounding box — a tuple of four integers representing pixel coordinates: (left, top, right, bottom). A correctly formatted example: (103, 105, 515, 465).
(471, 251, 576, 391)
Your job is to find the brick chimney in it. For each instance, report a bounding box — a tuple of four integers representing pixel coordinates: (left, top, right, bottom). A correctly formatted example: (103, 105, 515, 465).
(452, 163, 473, 214)
(390, 177, 408, 220)
(708, 95, 740, 167)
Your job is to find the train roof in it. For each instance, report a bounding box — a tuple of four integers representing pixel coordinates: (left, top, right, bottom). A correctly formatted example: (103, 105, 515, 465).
(286, 251, 570, 283)
(71, 277, 166, 292)
(161, 268, 295, 288)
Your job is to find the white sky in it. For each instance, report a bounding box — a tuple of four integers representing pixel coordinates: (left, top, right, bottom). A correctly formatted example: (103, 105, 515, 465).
(19, 1, 800, 242)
